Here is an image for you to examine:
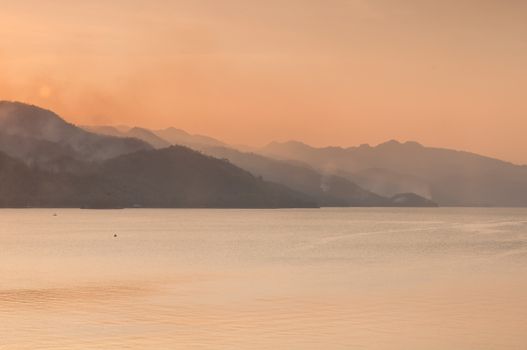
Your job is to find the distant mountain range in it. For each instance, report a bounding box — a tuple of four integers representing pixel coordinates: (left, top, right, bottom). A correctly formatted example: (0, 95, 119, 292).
(5, 100, 525, 207)
(0, 102, 314, 208)
(83, 125, 225, 150)
(84, 120, 527, 207)
(198, 146, 435, 207)
(260, 140, 527, 207)
(82, 124, 436, 207)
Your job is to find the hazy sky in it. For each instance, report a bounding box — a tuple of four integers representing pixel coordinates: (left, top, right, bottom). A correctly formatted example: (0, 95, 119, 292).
(1, 0, 526, 163)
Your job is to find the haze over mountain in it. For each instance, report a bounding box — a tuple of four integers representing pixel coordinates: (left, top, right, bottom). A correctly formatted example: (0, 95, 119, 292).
(84, 125, 225, 150)
(0, 101, 151, 166)
(83, 125, 171, 149)
(0, 146, 316, 208)
(153, 128, 225, 149)
(260, 140, 527, 207)
(91, 122, 435, 207)
(85, 117, 527, 207)
(97, 146, 315, 208)
(0, 101, 316, 208)
(199, 146, 436, 207)
(3, 101, 526, 207)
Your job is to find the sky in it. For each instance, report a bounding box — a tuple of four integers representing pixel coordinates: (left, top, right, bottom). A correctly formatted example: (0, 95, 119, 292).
(1, 0, 526, 164)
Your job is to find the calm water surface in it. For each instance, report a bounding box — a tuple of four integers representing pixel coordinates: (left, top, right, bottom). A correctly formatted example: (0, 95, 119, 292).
(1, 208, 527, 349)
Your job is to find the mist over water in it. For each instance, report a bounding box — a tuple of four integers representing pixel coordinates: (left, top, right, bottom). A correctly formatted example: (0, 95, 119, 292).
(1, 208, 527, 349)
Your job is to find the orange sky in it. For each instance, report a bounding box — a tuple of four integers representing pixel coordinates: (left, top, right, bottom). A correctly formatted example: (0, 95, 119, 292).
(1, 0, 526, 164)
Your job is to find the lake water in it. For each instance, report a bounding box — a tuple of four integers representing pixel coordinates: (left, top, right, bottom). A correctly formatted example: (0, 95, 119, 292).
(1, 208, 527, 350)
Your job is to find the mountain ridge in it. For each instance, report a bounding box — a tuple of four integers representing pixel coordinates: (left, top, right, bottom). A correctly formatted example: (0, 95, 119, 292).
(260, 140, 527, 206)
(198, 146, 435, 207)
(0, 101, 152, 164)
(4, 100, 524, 207)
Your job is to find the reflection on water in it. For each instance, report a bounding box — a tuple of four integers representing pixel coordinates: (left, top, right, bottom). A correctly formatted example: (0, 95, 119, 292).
(1, 208, 527, 349)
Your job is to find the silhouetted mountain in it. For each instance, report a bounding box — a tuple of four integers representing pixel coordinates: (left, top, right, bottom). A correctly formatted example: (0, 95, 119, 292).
(126, 127, 171, 149)
(84, 125, 225, 150)
(347, 168, 431, 198)
(0, 102, 317, 208)
(0, 101, 151, 163)
(83, 125, 172, 149)
(0, 131, 75, 163)
(0, 151, 41, 207)
(82, 125, 125, 138)
(201, 146, 400, 206)
(97, 146, 316, 208)
(261, 140, 527, 206)
(153, 127, 226, 148)
(0, 146, 317, 208)
(5, 100, 520, 207)
(0, 131, 89, 173)
(79, 125, 438, 207)
(0, 151, 100, 207)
